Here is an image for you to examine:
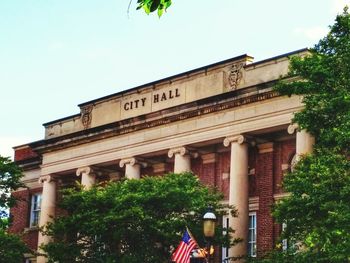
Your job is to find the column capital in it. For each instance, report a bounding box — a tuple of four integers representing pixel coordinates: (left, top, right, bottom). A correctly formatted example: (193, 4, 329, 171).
(168, 146, 198, 158)
(76, 166, 95, 177)
(38, 175, 56, 184)
(119, 157, 147, 168)
(287, 123, 299, 134)
(168, 146, 188, 158)
(223, 135, 246, 147)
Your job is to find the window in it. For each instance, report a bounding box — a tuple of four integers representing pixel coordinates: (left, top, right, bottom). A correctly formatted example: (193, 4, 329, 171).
(248, 212, 257, 257)
(29, 194, 41, 227)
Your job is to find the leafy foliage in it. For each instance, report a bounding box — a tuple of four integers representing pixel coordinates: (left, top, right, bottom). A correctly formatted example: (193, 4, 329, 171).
(0, 156, 24, 218)
(257, 8, 350, 263)
(136, 0, 172, 17)
(0, 156, 29, 262)
(43, 172, 237, 263)
(0, 228, 29, 263)
(270, 150, 350, 262)
(276, 9, 350, 155)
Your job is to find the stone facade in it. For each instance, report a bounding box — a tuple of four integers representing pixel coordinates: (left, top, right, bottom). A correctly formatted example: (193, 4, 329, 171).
(10, 49, 314, 262)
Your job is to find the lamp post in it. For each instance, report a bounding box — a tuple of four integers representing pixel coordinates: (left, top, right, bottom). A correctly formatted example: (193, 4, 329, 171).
(203, 208, 216, 263)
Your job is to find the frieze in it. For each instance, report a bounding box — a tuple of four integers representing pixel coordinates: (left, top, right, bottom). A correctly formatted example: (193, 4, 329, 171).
(122, 88, 181, 112)
(33, 90, 280, 153)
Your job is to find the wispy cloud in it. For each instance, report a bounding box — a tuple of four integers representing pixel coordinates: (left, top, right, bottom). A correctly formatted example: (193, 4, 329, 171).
(294, 26, 328, 41)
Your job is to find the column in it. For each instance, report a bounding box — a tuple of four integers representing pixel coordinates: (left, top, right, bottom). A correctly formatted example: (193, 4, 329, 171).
(168, 146, 195, 173)
(223, 135, 249, 259)
(76, 166, 96, 189)
(119, 157, 146, 179)
(288, 124, 315, 160)
(37, 175, 57, 263)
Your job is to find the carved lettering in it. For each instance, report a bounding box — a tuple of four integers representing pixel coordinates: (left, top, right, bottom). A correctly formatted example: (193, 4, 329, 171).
(124, 98, 147, 111)
(134, 99, 139, 108)
(154, 94, 159, 103)
(169, 90, 174, 99)
(161, 93, 167, 101)
(123, 88, 181, 112)
(124, 102, 130, 111)
(175, 88, 180, 97)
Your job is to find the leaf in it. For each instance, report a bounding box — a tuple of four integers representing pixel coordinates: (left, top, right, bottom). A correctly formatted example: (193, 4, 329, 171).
(150, 0, 160, 13)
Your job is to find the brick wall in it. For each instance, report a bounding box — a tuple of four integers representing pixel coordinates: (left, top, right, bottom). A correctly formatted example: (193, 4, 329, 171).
(9, 189, 30, 233)
(249, 147, 258, 197)
(256, 147, 274, 256)
(273, 139, 295, 243)
(9, 187, 42, 250)
(14, 146, 38, 162)
(216, 152, 230, 200)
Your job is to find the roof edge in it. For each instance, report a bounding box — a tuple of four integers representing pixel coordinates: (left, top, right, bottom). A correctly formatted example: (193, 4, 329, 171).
(78, 54, 252, 107)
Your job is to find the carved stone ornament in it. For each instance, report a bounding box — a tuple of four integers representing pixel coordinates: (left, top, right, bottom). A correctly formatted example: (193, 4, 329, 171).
(38, 175, 55, 184)
(287, 124, 299, 135)
(168, 146, 199, 158)
(76, 166, 94, 177)
(228, 63, 244, 90)
(119, 157, 147, 168)
(223, 135, 246, 147)
(81, 105, 93, 129)
(168, 146, 188, 158)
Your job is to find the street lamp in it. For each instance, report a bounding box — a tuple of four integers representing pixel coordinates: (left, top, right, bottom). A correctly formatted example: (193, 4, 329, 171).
(203, 208, 216, 263)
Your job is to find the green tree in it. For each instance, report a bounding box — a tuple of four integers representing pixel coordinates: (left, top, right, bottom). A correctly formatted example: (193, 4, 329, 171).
(43, 172, 237, 263)
(255, 8, 350, 263)
(0, 156, 25, 218)
(0, 156, 29, 262)
(135, 0, 172, 17)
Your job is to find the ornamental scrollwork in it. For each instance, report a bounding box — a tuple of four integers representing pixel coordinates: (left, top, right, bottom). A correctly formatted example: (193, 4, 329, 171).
(81, 105, 93, 129)
(228, 63, 244, 90)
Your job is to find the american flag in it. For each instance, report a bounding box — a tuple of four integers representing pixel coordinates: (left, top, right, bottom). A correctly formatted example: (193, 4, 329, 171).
(172, 229, 198, 263)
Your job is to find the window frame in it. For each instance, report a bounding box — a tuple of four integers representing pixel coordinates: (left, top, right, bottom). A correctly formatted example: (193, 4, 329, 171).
(248, 212, 257, 258)
(29, 193, 42, 227)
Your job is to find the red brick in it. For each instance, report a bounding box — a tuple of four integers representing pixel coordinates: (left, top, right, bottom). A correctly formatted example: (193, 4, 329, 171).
(14, 146, 38, 162)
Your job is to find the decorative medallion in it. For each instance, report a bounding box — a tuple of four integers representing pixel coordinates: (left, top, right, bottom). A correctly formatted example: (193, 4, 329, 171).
(228, 63, 244, 90)
(81, 105, 93, 129)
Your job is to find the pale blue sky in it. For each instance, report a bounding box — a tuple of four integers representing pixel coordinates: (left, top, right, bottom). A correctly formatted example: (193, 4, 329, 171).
(0, 0, 348, 158)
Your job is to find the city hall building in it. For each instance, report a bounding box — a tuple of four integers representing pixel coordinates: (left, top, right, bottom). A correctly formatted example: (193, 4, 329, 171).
(10, 49, 314, 263)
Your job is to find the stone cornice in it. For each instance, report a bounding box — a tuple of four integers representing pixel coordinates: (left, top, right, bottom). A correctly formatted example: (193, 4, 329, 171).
(30, 89, 280, 154)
